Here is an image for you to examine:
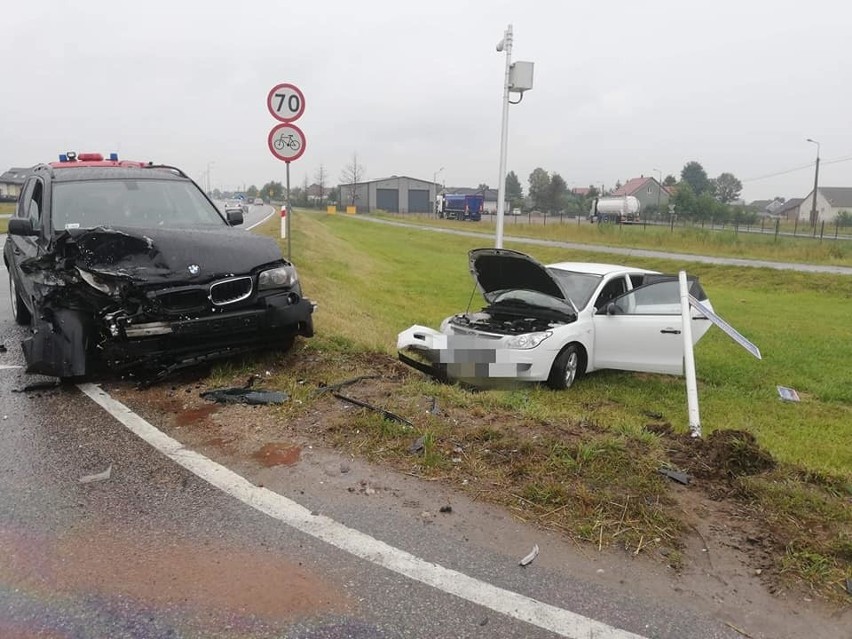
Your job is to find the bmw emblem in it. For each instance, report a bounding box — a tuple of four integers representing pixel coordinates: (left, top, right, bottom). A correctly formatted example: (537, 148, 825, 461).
(188, 264, 200, 275)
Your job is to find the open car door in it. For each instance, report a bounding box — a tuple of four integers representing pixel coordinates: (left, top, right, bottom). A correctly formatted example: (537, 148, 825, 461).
(592, 276, 711, 375)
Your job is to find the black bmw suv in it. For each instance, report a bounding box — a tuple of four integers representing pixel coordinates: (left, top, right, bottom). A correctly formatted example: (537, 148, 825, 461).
(4, 152, 313, 379)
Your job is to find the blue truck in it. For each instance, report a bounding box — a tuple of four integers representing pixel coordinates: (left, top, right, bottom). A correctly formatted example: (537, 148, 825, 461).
(437, 193, 484, 221)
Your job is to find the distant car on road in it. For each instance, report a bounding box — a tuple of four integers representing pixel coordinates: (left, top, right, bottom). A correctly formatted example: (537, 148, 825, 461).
(224, 200, 248, 215)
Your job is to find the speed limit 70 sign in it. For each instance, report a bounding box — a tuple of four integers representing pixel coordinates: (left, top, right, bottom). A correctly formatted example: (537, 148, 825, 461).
(267, 83, 305, 122)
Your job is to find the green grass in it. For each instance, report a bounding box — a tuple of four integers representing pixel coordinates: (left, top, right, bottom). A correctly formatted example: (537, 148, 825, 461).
(374, 212, 852, 267)
(0, 218, 7, 234)
(261, 210, 852, 478)
(240, 209, 851, 597)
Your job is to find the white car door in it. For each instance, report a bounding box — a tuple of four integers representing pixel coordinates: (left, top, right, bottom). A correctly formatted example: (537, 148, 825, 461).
(592, 279, 699, 375)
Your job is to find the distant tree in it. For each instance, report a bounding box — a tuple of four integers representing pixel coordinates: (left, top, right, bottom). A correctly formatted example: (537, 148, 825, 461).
(246, 184, 259, 198)
(505, 171, 523, 207)
(711, 172, 743, 203)
(260, 181, 284, 201)
(672, 181, 696, 216)
(587, 185, 600, 199)
(773, 196, 786, 203)
(614, 179, 623, 192)
(314, 164, 327, 207)
(680, 161, 711, 195)
(212, 188, 223, 200)
(528, 168, 551, 211)
(339, 152, 365, 206)
(835, 211, 852, 227)
(300, 175, 310, 207)
(663, 174, 677, 187)
(548, 173, 569, 213)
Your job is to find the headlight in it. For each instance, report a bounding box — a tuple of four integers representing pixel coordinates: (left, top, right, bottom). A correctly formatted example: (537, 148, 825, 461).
(258, 265, 298, 290)
(505, 331, 552, 349)
(77, 268, 118, 296)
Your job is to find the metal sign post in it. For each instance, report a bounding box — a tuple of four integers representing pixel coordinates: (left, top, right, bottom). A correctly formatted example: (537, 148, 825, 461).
(266, 83, 306, 261)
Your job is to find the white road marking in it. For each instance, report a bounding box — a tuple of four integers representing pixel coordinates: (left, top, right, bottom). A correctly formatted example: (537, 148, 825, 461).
(246, 206, 276, 231)
(78, 382, 647, 639)
(0, 365, 23, 370)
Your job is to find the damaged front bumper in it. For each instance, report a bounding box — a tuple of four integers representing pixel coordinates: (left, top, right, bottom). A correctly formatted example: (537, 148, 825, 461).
(396, 324, 551, 384)
(24, 291, 315, 378)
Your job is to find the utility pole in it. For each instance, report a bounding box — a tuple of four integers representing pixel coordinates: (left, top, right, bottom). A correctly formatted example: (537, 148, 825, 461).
(807, 138, 820, 228)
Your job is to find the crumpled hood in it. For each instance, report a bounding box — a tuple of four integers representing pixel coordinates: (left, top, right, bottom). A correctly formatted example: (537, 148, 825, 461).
(469, 248, 566, 303)
(46, 226, 286, 283)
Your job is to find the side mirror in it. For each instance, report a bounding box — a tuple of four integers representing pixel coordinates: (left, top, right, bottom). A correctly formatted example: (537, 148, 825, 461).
(606, 302, 617, 316)
(8, 217, 38, 236)
(226, 210, 244, 226)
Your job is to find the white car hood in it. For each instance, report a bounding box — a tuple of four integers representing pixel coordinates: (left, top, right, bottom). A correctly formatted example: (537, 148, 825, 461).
(469, 248, 566, 304)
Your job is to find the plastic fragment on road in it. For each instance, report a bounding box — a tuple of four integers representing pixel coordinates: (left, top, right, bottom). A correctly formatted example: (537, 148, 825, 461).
(79, 464, 112, 484)
(777, 386, 800, 402)
(13, 380, 61, 393)
(658, 468, 691, 485)
(332, 392, 413, 427)
(519, 544, 539, 567)
(201, 387, 289, 405)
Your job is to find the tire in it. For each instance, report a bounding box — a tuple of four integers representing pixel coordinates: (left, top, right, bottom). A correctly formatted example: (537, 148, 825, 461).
(9, 271, 32, 325)
(547, 344, 584, 390)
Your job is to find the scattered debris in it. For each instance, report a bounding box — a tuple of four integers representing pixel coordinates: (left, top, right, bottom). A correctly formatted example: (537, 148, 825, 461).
(332, 392, 413, 426)
(201, 387, 289, 405)
(479, 617, 488, 627)
(439, 505, 453, 514)
(12, 380, 61, 393)
(658, 467, 691, 485)
(845, 577, 852, 596)
(723, 621, 755, 638)
(643, 410, 664, 420)
(428, 396, 440, 415)
(777, 386, 800, 402)
(519, 544, 540, 567)
(314, 375, 381, 395)
(79, 464, 112, 484)
(0, 344, 7, 353)
(408, 435, 426, 454)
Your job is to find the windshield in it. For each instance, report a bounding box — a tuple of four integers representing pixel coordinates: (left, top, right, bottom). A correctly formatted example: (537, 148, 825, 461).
(490, 289, 575, 316)
(546, 268, 603, 309)
(52, 179, 227, 231)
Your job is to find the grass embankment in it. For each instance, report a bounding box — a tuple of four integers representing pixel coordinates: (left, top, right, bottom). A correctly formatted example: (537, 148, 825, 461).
(0, 202, 13, 233)
(375, 212, 851, 267)
(239, 210, 851, 598)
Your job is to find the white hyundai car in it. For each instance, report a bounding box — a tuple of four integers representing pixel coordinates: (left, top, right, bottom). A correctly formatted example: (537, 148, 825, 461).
(397, 248, 713, 389)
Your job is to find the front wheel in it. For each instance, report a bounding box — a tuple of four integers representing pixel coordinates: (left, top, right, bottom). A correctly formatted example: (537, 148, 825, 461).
(547, 344, 584, 390)
(9, 271, 31, 325)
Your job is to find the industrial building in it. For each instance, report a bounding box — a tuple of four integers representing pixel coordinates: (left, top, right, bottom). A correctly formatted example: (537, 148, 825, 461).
(337, 175, 438, 213)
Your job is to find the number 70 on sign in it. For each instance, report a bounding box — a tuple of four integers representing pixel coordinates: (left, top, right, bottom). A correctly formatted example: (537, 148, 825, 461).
(267, 83, 305, 122)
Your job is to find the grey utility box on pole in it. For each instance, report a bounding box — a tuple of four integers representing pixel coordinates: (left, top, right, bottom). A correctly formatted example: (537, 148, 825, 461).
(509, 61, 534, 92)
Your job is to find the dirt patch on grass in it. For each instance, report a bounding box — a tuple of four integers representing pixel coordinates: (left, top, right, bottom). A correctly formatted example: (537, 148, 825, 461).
(107, 344, 852, 604)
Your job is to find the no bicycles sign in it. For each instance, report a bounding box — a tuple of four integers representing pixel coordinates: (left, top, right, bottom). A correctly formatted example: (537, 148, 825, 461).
(267, 83, 306, 163)
(268, 122, 306, 162)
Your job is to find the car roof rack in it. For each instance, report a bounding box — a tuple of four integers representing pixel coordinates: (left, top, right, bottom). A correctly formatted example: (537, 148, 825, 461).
(144, 164, 189, 179)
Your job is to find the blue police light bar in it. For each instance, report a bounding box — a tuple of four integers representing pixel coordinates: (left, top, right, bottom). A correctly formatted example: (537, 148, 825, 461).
(109, 153, 118, 161)
(59, 154, 68, 162)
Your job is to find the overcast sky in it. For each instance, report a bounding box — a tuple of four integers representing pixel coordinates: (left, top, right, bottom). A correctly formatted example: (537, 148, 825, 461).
(3, 0, 851, 201)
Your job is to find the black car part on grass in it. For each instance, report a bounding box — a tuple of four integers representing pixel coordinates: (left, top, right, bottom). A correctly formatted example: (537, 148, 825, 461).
(16, 226, 313, 379)
(332, 392, 413, 427)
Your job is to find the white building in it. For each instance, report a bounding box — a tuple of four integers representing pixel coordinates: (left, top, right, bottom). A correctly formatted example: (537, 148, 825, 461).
(796, 187, 852, 223)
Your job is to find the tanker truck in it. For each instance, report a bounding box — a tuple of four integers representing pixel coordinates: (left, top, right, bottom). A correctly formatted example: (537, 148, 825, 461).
(589, 195, 640, 224)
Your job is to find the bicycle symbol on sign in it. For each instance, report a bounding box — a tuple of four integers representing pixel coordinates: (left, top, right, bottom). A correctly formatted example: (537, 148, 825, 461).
(273, 132, 301, 151)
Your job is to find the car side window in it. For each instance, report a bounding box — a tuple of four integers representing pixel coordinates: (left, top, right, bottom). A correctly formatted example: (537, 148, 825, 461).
(629, 274, 644, 288)
(594, 276, 627, 310)
(27, 180, 44, 226)
(609, 280, 683, 315)
(16, 180, 35, 219)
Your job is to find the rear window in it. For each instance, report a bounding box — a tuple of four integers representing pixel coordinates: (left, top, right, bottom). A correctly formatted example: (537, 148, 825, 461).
(52, 179, 226, 231)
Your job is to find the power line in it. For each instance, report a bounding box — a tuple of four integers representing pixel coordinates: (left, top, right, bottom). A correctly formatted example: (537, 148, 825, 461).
(742, 154, 852, 183)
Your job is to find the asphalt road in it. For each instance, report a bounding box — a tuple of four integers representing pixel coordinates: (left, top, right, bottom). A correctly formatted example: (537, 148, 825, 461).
(1, 228, 839, 638)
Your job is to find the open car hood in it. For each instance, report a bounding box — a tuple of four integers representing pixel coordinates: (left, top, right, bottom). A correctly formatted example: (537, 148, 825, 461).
(469, 248, 566, 303)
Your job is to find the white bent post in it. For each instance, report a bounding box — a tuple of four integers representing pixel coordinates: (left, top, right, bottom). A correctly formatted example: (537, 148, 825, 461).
(280, 206, 287, 240)
(679, 271, 700, 437)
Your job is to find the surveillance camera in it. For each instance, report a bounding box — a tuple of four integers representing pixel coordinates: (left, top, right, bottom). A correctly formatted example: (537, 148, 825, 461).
(496, 39, 504, 52)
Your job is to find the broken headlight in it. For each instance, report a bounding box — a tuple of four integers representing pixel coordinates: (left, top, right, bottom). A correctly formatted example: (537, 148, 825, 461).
(258, 265, 298, 290)
(77, 268, 118, 296)
(505, 331, 552, 349)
